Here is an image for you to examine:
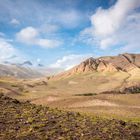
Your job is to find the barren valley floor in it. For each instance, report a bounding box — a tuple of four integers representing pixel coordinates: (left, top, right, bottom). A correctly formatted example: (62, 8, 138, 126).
(1, 76, 140, 121)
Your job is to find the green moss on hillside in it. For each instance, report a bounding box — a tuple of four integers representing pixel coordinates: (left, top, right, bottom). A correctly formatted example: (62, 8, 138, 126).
(0, 94, 140, 140)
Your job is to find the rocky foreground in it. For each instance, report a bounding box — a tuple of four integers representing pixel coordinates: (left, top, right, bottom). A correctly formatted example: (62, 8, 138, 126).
(0, 94, 140, 140)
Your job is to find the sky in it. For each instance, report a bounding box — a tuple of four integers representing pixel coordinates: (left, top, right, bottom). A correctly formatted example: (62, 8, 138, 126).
(0, 0, 140, 70)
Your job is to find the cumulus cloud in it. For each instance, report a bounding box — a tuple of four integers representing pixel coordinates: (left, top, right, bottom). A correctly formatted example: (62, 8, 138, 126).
(81, 0, 140, 51)
(100, 38, 116, 50)
(37, 39, 62, 48)
(0, 37, 31, 64)
(50, 54, 92, 70)
(16, 26, 62, 48)
(0, 0, 86, 29)
(0, 38, 17, 62)
(10, 18, 20, 25)
(16, 27, 38, 44)
(92, 0, 140, 37)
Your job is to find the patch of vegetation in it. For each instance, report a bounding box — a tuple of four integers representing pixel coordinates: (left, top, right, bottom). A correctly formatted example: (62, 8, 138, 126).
(0, 93, 140, 140)
(11, 84, 18, 87)
(123, 86, 140, 94)
(74, 93, 97, 96)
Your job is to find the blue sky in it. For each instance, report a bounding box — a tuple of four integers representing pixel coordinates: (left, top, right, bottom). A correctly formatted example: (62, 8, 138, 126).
(0, 0, 140, 70)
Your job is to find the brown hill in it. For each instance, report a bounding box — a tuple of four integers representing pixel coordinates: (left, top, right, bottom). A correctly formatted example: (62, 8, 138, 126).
(51, 53, 140, 79)
(48, 53, 140, 94)
(98, 53, 140, 72)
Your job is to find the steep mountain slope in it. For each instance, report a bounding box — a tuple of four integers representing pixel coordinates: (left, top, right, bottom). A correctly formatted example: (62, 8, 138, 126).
(98, 53, 140, 71)
(0, 93, 140, 140)
(53, 53, 140, 77)
(49, 53, 140, 94)
(0, 64, 43, 78)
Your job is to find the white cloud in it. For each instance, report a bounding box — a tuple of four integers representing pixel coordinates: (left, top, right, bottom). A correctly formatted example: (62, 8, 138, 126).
(50, 54, 92, 70)
(16, 26, 62, 48)
(91, 0, 140, 37)
(0, 38, 17, 62)
(81, 0, 140, 51)
(0, 37, 33, 64)
(16, 26, 38, 44)
(39, 24, 59, 34)
(0, 0, 87, 29)
(100, 38, 115, 50)
(0, 32, 5, 37)
(10, 18, 20, 25)
(56, 10, 85, 28)
(37, 39, 62, 48)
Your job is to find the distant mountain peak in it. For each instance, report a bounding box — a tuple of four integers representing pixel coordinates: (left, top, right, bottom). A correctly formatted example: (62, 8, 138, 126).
(51, 53, 140, 80)
(38, 63, 44, 67)
(20, 61, 33, 66)
(0, 63, 43, 78)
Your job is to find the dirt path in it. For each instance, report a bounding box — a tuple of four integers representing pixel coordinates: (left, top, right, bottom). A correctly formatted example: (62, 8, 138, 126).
(69, 99, 119, 108)
(114, 72, 132, 92)
(68, 99, 140, 109)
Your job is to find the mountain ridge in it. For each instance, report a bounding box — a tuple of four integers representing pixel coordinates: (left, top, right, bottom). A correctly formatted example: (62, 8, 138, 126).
(48, 53, 140, 94)
(51, 53, 140, 79)
(0, 63, 43, 78)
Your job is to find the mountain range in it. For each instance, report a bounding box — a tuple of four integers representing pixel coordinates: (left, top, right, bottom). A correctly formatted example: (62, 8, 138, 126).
(0, 63, 43, 78)
(0, 53, 140, 126)
(0, 60, 63, 78)
(0, 53, 140, 93)
(53, 53, 140, 77)
(49, 53, 140, 94)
